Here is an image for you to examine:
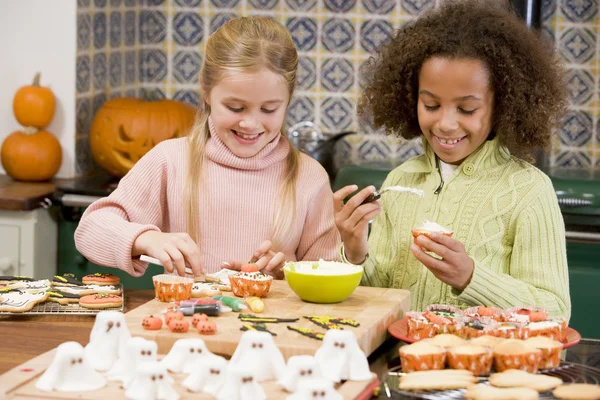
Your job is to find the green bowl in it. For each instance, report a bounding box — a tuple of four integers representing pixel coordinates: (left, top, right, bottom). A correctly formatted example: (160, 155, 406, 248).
(283, 261, 363, 303)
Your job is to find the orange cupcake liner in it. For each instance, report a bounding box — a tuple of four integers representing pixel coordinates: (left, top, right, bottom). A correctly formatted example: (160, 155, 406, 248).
(411, 230, 453, 244)
(400, 352, 446, 373)
(152, 274, 193, 302)
(447, 349, 493, 376)
(493, 350, 541, 373)
(229, 275, 272, 298)
(407, 316, 437, 341)
(538, 347, 561, 370)
(527, 326, 561, 342)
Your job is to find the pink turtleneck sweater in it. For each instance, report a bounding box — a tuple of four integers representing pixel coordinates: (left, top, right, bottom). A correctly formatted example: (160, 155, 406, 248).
(74, 131, 341, 276)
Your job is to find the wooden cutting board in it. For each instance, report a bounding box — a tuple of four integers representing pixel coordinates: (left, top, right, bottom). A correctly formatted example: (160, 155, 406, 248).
(126, 280, 410, 359)
(0, 348, 380, 400)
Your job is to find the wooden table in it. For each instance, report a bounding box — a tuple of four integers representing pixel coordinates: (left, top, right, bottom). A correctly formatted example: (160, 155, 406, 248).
(0, 289, 154, 374)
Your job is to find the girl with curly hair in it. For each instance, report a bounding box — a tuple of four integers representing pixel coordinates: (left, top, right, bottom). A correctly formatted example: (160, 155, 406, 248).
(334, 0, 570, 318)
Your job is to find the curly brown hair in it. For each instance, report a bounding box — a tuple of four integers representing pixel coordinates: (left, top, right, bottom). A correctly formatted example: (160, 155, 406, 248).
(359, 0, 567, 159)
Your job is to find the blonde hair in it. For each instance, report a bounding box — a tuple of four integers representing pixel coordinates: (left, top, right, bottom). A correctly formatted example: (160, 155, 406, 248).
(185, 16, 301, 251)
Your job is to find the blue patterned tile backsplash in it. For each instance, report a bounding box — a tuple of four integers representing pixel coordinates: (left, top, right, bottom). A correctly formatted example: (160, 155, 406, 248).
(75, 0, 600, 175)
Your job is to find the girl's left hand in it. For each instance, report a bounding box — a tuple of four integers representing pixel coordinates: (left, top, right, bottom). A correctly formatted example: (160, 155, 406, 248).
(410, 233, 474, 291)
(220, 240, 286, 279)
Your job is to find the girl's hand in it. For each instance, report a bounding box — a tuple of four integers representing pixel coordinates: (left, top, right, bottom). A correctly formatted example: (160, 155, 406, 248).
(333, 185, 382, 264)
(133, 231, 204, 277)
(221, 240, 286, 279)
(410, 233, 474, 291)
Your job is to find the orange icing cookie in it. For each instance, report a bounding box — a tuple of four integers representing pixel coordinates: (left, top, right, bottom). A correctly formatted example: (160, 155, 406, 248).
(82, 273, 120, 286)
(79, 293, 123, 309)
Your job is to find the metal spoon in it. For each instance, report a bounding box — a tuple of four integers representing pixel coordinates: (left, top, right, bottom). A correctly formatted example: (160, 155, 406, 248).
(362, 185, 424, 204)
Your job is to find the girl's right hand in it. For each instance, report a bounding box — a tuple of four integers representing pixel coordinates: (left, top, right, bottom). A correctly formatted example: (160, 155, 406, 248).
(133, 231, 204, 276)
(333, 185, 382, 265)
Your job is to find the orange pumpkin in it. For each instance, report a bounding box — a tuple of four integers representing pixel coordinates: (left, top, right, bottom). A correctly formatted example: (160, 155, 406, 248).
(241, 264, 259, 273)
(192, 313, 208, 327)
(142, 315, 163, 330)
(478, 306, 495, 317)
(164, 310, 184, 326)
(1, 127, 62, 181)
(13, 72, 56, 129)
(89, 98, 196, 177)
(196, 320, 217, 335)
(168, 318, 189, 333)
(529, 310, 548, 322)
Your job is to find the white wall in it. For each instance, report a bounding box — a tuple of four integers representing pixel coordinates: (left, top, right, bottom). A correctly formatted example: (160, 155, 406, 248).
(0, 0, 77, 178)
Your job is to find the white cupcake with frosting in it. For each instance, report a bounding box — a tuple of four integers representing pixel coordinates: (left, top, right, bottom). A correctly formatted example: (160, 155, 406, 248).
(411, 220, 453, 243)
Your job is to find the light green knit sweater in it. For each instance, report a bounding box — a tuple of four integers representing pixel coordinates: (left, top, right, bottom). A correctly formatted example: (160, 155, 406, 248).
(358, 137, 571, 319)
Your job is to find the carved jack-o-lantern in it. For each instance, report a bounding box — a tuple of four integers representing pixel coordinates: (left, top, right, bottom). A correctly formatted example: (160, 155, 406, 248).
(90, 98, 196, 177)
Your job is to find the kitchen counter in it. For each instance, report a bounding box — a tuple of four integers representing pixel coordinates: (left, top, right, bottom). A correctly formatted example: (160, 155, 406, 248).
(0, 174, 62, 211)
(1, 289, 598, 399)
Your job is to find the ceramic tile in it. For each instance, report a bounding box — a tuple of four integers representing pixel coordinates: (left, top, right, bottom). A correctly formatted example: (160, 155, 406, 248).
(73, 0, 600, 175)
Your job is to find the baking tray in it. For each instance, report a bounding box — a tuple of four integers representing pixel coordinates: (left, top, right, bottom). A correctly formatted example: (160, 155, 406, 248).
(0, 284, 124, 315)
(383, 361, 600, 399)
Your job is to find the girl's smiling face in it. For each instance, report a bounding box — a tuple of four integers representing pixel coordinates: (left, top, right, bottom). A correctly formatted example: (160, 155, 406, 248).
(206, 68, 290, 158)
(417, 57, 494, 165)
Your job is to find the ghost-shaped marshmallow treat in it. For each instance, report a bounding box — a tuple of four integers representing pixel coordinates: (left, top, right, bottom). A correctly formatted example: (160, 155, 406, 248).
(216, 364, 266, 400)
(181, 354, 228, 394)
(278, 355, 326, 392)
(36, 341, 106, 392)
(106, 336, 157, 388)
(161, 338, 214, 373)
(84, 310, 131, 371)
(287, 378, 343, 400)
(314, 330, 372, 382)
(125, 361, 179, 400)
(229, 330, 285, 382)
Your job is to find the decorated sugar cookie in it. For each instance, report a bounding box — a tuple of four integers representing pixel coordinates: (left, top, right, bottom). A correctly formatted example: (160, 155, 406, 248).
(0, 288, 49, 312)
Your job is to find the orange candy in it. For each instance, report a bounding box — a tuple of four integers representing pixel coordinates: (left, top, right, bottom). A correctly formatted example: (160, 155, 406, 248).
(241, 264, 259, 273)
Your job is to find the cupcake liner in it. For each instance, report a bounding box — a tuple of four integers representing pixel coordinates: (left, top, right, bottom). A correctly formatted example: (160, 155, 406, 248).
(399, 345, 446, 372)
(492, 323, 528, 340)
(555, 318, 568, 342)
(229, 274, 273, 298)
(447, 345, 493, 376)
(503, 305, 549, 324)
(406, 312, 437, 341)
(152, 274, 193, 302)
(493, 350, 542, 373)
(525, 338, 562, 370)
(455, 316, 498, 340)
(493, 340, 542, 373)
(411, 230, 453, 244)
(425, 304, 463, 317)
(526, 327, 561, 341)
